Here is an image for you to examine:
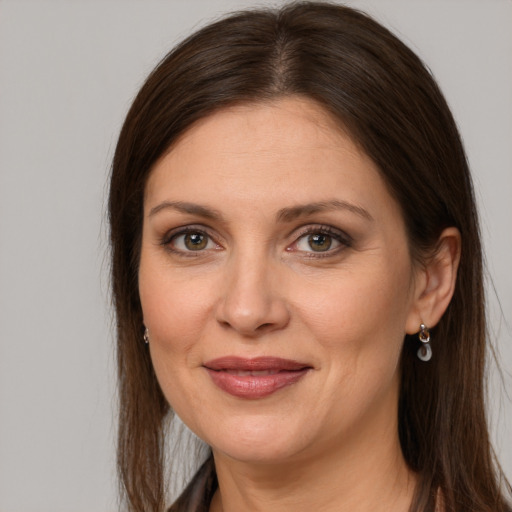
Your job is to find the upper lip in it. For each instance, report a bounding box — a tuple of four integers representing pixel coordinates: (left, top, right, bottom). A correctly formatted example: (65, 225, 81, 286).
(203, 356, 311, 371)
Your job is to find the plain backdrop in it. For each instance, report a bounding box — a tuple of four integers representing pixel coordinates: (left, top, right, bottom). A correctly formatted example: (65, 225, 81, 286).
(0, 1, 511, 511)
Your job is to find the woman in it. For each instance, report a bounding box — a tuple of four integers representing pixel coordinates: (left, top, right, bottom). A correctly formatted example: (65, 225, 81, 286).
(108, 2, 511, 511)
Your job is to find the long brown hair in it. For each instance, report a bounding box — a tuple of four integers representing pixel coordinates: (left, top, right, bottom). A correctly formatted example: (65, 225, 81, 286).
(108, 2, 511, 511)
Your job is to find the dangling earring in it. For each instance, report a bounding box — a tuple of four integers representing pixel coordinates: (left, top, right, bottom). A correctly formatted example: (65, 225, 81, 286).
(417, 323, 432, 362)
(143, 327, 150, 344)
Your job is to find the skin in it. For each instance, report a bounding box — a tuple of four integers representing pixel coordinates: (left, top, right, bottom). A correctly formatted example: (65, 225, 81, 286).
(139, 97, 460, 511)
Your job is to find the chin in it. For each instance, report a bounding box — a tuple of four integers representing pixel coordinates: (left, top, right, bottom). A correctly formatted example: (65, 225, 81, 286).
(201, 415, 314, 465)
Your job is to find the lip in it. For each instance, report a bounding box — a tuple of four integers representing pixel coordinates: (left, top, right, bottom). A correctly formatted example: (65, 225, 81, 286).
(203, 356, 312, 399)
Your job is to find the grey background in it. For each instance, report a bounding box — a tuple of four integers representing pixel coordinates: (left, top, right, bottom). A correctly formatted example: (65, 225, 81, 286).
(0, 1, 510, 511)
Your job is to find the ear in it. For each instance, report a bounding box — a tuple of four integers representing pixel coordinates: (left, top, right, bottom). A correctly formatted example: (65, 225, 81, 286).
(405, 227, 461, 334)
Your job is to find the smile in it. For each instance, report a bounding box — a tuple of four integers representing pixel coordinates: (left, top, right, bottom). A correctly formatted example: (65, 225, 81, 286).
(203, 357, 312, 399)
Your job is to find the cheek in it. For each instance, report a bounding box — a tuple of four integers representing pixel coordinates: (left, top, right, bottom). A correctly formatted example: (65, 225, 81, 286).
(289, 260, 412, 394)
(139, 263, 216, 422)
(298, 272, 409, 427)
(296, 266, 411, 341)
(138, 254, 217, 367)
(140, 249, 212, 325)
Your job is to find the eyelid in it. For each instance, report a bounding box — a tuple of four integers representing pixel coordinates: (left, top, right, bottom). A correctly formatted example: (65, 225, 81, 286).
(161, 225, 222, 254)
(292, 224, 352, 243)
(288, 224, 353, 255)
(160, 223, 351, 257)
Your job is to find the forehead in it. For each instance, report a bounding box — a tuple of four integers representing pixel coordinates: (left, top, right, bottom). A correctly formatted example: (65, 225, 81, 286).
(163, 97, 357, 163)
(144, 97, 400, 224)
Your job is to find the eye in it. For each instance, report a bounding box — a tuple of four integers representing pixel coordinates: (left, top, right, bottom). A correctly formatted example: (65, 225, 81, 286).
(166, 229, 218, 252)
(296, 233, 340, 252)
(299, 233, 337, 252)
(290, 226, 351, 256)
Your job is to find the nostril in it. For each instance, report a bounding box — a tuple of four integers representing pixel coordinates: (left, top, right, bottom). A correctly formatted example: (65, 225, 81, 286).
(256, 323, 273, 331)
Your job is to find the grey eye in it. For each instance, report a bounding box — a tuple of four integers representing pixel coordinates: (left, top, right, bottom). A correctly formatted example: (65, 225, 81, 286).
(307, 234, 332, 252)
(295, 232, 341, 253)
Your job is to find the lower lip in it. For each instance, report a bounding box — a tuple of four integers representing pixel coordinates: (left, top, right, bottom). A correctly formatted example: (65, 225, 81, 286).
(205, 368, 310, 399)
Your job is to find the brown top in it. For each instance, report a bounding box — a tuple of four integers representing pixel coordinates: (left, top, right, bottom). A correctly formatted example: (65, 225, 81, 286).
(168, 456, 452, 512)
(168, 455, 217, 512)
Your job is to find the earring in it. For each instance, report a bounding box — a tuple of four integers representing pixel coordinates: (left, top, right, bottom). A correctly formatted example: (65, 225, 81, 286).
(143, 327, 150, 344)
(417, 323, 432, 362)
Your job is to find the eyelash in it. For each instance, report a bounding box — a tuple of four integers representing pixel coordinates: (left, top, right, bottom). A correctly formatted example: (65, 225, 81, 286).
(161, 226, 219, 257)
(161, 224, 352, 258)
(290, 225, 352, 258)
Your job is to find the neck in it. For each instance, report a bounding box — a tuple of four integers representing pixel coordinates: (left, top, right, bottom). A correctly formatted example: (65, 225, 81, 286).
(209, 407, 416, 512)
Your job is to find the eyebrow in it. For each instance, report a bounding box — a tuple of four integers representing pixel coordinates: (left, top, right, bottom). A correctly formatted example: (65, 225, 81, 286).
(149, 201, 224, 221)
(276, 200, 373, 222)
(149, 199, 373, 223)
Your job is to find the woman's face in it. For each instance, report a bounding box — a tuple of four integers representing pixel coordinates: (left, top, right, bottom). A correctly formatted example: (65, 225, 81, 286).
(139, 97, 422, 465)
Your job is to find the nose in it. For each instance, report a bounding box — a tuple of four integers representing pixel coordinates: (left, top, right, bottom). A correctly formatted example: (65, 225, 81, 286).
(215, 254, 290, 337)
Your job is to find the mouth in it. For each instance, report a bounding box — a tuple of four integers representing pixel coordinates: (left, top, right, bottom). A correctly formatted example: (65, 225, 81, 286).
(203, 356, 312, 399)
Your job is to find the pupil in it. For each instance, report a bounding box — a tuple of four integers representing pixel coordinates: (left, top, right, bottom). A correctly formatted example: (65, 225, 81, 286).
(308, 234, 331, 251)
(185, 233, 206, 250)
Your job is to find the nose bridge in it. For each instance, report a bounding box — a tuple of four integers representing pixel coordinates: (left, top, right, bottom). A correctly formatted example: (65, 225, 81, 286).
(216, 243, 289, 336)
